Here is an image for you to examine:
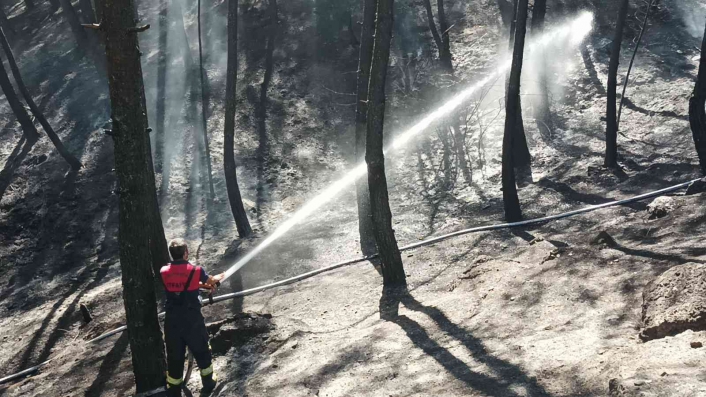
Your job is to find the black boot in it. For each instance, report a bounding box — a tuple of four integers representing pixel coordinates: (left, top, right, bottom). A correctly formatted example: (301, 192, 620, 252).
(166, 384, 182, 397)
(201, 373, 217, 395)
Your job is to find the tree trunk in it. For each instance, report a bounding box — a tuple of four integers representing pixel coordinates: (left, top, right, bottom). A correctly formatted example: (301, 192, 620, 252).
(690, 20, 706, 175)
(502, 0, 528, 222)
(0, 51, 39, 143)
(49, 0, 60, 12)
(366, 0, 406, 286)
(354, 0, 377, 257)
(605, 0, 629, 169)
(530, 0, 552, 138)
(421, 0, 442, 59)
(497, 0, 513, 26)
(0, 8, 12, 35)
(101, 0, 167, 392)
(154, 0, 167, 173)
(59, 0, 90, 50)
(436, 0, 452, 71)
(224, 0, 253, 237)
(508, 0, 531, 171)
(93, 0, 103, 21)
(24, 0, 35, 9)
(0, 28, 81, 170)
(198, 0, 215, 200)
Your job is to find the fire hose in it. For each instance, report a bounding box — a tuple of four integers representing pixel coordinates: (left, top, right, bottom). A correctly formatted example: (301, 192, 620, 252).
(0, 177, 702, 387)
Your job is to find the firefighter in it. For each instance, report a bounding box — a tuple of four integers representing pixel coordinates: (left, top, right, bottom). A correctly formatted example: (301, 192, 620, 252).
(161, 238, 224, 396)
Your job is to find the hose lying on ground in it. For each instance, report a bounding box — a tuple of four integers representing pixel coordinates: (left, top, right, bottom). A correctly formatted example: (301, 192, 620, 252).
(0, 177, 701, 386)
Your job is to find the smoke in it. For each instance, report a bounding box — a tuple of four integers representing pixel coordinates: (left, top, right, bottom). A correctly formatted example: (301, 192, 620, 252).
(675, 0, 706, 38)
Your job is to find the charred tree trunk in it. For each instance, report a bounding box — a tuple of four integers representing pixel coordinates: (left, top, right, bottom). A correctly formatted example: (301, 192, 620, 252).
(508, 0, 531, 172)
(101, 0, 167, 392)
(93, 0, 103, 20)
(59, 0, 90, 50)
(24, 0, 35, 9)
(0, 52, 38, 143)
(0, 8, 12, 35)
(154, 0, 167, 173)
(690, 20, 706, 175)
(198, 0, 215, 200)
(605, 0, 629, 169)
(0, 28, 81, 170)
(224, 0, 253, 237)
(421, 0, 442, 60)
(502, 0, 528, 222)
(436, 0, 452, 71)
(49, 0, 60, 11)
(497, 0, 513, 27)
(366, 0, 406, 286)
(617, 0, 655, 127)
(530, 0, 552, 138)
(354, 0, 377, 257)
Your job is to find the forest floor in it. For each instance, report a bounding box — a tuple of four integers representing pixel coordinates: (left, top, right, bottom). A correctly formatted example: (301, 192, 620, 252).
(1, 0, 706, 396)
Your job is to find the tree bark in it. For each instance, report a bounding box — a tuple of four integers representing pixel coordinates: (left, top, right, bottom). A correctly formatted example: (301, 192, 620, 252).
(0, 28, 81, 170)
(530, 0, 552, 138)
(154, 0, 167, 173)
(436, 0, 452, 71)
(508, 0, 531, 171)
(605, 0, 629, 169)
(354, 0, 377, 257)
(502, 0, 528, 222)
(198, 0, 215, 200)
(421, 0, 442, 59)
(224, 0, 253, 237)
(366, 0, 406, 286)
(0, 50, 39, 143)
(690, 20, 706, 175)
(101, 0, 167, 392)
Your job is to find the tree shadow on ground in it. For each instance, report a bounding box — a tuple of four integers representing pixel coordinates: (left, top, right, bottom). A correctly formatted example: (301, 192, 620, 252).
(0, 135, 35, 202)
(83, 332, 130, 397)
(380, 287, 552, 397)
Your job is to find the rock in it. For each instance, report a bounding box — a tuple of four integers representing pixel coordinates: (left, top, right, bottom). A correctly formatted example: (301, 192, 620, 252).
(609, 378, 629, 396)
(640, 263, 706, 341)
(691, 341, 703, 348)
(686, 178, 706, 196)
(646, 196, 674, 219)
(591, 231, 617, 247)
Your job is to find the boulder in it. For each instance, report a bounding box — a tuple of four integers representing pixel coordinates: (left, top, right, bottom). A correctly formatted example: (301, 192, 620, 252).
(646, 196, 674, 219)
(640, 263, 706, 341)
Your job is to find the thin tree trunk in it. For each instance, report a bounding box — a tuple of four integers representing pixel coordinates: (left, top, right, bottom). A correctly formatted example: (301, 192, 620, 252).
(224, 0, 253, 237)
(59, 0, 90, 50)
(93, 0, 103, 21)
(617, 0, 655, 127)
(354, 0, 377, 257)
(507, 0, 531, 171)
(605, 0, 629, 168)
(0, 53, 38, 143)
(690, 20, 706, 175)
(0, 8, 12, 35)
(502, 0, 528, 222)
(154, 0, 167, 173)
(101, 0, 167, 392)
(421, 0, 442, 57)
(0, 28, 81, 170)
(198, 0, 215, 200)
(436, 0, 452, 71)
(366, 0, 406, 286)
(531, 0, 552, 137)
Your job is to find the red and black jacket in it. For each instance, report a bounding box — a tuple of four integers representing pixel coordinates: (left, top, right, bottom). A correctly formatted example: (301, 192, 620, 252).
(160, 260, 209, 310)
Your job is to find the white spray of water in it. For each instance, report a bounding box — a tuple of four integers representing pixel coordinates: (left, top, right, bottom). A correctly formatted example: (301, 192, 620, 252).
(223, 11, 594, 281)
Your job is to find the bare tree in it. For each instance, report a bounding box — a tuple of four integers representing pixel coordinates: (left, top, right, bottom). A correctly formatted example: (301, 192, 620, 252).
(224, 0, 253, 237)
(154, 0, 167, 173)
(508, 0, 531, 173)
(100, 0, 167, 392)
(605, 0, 630, 169)
(198, 0, 215, 200)
(0, 28, 82, 170)
(421, 0, 452, 71)
(690, 19, 706, 175)
(502, 0, 529, 222)
(354, 0, 377, 257)
(366, 0, 406, 286)
(0, 49, 39, 143)
(531, 0, 552, 137)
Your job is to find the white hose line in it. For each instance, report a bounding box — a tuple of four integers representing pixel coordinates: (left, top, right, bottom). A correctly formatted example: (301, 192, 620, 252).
(1, 177, 701, 385)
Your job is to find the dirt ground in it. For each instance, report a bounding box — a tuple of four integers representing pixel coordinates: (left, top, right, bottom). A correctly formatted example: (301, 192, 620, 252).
(1, 0, 706, 396)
